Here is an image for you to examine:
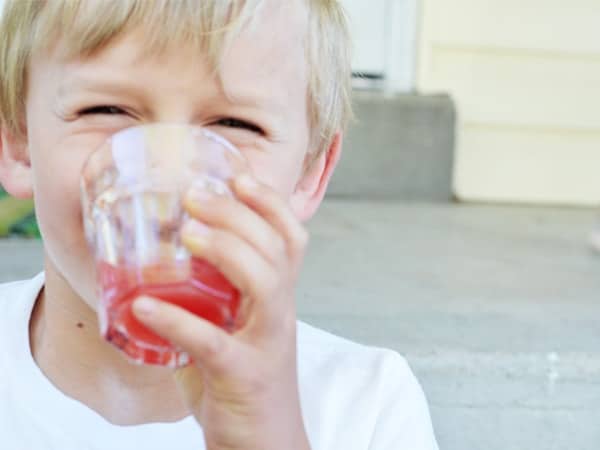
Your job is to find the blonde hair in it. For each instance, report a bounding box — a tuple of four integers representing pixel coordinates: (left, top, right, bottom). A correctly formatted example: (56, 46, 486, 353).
(0, 0, 352, 156)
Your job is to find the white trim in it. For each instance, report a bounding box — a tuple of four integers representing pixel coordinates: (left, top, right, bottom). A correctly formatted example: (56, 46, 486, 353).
(384, 0, 419, 93)
(343, 0, 419, 93)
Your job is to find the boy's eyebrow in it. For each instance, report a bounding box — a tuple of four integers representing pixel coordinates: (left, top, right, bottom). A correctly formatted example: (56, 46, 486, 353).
(57, 74, 287, 118)
(57, 74, 148, 102)
(220, 89, 285, 112)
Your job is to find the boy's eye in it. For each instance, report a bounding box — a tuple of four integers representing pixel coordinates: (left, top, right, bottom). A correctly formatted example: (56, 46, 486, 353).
(214, 118, 264, 135)
(78, 105, 127, 116)
(74, 108, 263, 136)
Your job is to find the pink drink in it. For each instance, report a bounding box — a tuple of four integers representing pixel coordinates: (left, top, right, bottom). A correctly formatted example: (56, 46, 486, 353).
(98, 258, 240, 366)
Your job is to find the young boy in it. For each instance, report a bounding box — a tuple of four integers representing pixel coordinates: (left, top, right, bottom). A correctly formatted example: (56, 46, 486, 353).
(0, 1, 438, 449)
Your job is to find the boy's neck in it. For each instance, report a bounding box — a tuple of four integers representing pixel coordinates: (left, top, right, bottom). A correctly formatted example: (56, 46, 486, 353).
(29, 257, 191, 426)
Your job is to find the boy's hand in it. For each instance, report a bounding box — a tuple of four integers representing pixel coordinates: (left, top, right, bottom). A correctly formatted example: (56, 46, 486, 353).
(132, 174, 311, 450)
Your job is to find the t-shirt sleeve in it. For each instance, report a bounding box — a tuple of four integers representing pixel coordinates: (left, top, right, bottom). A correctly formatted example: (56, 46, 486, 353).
(367, 352, 439, 450)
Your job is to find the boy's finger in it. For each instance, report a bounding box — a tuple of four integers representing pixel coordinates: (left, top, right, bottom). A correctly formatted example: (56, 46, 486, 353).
(132, 297, 239, 375)
(183, 191, 286, 266)
(233, 175, 309, 261)
(181, 224, 281, 307)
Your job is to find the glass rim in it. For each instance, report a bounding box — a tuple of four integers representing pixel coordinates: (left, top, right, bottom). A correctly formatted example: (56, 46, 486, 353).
(80, 123, 243, 178)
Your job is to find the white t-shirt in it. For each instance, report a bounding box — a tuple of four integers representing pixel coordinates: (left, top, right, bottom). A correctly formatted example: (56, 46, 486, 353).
(0, 274, 438, 450)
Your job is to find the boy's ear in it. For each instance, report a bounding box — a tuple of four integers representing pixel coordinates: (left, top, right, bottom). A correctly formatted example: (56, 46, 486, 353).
(290, 132, 343, 222)
(0, 130, 33, 199)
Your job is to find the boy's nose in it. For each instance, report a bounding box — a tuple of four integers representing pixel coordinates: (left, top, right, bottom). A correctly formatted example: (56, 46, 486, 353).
(141, 90, 205, 125)
(150, 108, 196, 126)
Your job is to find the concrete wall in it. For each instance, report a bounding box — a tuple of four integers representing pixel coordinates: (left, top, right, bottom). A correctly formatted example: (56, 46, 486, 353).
(417, 0, 600, 206)
(328, 92, 455, 201)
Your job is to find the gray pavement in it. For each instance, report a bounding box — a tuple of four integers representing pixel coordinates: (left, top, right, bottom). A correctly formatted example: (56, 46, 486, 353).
(2, 201, 599, 450)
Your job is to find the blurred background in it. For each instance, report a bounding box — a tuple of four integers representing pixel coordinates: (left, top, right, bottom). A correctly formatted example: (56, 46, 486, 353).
(1, 1, 600, 449)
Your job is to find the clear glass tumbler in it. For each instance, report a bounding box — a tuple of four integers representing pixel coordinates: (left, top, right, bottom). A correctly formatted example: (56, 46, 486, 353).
(81, 124, 247, 367)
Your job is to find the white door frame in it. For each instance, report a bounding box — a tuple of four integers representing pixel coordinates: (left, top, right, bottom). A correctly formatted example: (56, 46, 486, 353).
(384, 0, 419, 92)
(343, 0, 419, 92)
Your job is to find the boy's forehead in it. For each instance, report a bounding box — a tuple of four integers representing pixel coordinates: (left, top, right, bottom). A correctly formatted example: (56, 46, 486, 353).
(222, 1, 309, 94)
(47, 0, 309, 104)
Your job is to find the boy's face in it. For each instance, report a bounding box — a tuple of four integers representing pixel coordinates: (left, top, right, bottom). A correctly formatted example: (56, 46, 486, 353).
(1, 3, 338, 309)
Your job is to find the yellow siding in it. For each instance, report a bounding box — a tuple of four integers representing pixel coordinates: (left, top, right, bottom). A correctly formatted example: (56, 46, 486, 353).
(418, 0, 600, 205)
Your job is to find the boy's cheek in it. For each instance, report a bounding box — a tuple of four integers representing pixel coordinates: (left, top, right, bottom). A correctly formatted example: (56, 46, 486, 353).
(245, 150, 304, 198)
(30, 143, 99, 308)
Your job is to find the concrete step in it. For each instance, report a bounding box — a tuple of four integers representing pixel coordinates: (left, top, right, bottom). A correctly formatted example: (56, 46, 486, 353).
(327, 92, 456, 201)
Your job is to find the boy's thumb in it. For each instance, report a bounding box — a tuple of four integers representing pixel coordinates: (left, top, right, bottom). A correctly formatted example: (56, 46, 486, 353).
(174, 365, 205, 414)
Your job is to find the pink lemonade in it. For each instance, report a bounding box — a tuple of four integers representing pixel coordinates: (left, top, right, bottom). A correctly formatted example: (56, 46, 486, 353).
(98, 257, 241, 366)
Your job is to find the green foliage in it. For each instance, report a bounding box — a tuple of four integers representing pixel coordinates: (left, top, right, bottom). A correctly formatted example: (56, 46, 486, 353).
(0, 187, 40, 238)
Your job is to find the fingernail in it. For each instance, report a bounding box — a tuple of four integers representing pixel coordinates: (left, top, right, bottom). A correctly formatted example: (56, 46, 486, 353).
(133, 297, 158, 318)
(236, 174, 257, 192)
(182, 219, 211, 238)
(186, 187, 213, 205)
